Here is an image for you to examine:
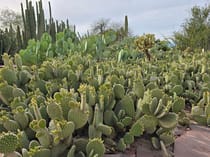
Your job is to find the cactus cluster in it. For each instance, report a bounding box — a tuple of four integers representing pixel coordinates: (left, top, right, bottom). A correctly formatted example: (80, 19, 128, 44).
(0, 25, 209, 157)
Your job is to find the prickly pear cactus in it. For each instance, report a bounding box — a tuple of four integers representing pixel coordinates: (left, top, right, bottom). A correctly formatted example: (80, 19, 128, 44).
(86, 138, 105, 157)
(0, 132, 19, 154)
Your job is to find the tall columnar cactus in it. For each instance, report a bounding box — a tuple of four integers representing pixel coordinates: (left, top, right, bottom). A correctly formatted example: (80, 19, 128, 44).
(124, 15, 128, 37)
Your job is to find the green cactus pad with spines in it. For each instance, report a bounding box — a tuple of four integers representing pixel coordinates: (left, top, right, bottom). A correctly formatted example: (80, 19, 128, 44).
(61, 121, 75, 139)
(153, 99, 164, 116)
(46, 101, 64, 120)
(0, 68, 17, 85)
(35, 131, 52, 148)
(158, 112, 178, 129)
(3, 119, 21, 132)
(118, 95, 135, 118)
(121, 116, 133, 126)
(13, 87, 26, 98)
(179, 112, 190, 126)
(0, 132, 19, 154)
(29, 140, 40, 149)
(28, 147, 51, 157)
(148, 97, 158, 114)
(113, 84, 125, 99)
(130, 120, 144, 137)
(86, 138, 105, 157)
(140, 115, 158, 134)
(133, 79, 144, 98)
(104, 110, 118, 126)
(151, 88, 164, 100)
(141, 100, 152, 115)
(117, 138, 126, 152)
(68, 108, 89, 129)
(0, 83, 14, 105)
(140, 90, 152, 114)
(172, 97, 185, 113)
(17, 70, 31, 85)
(116, 122, 125, 130)
(171, 85, 183, 96)
(13, 106, 29, 129)
(97, 123, 113, 136)
(74, 138, 88, 153)
(159, 132, 175, 147)
(146, 82, 157, 90)
(123, 132, 134, 145)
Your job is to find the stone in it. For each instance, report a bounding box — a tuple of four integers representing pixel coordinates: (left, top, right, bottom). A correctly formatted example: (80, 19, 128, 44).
(174, 125, 210, 157)
(104, 154, 135, 157)
(136, 139, 163, 157)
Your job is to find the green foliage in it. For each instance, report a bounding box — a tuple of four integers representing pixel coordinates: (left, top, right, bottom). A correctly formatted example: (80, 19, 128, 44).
(0, 18, 210, 157)
(173, 5, 210, 50)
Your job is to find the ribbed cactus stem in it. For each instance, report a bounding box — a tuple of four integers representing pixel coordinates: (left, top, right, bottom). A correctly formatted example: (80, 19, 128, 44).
(16, 25, 23, 50)
(124, 15, 128, 37)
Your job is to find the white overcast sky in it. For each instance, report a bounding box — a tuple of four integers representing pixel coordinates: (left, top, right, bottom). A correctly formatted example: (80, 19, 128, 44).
(0, 0, 209, 39)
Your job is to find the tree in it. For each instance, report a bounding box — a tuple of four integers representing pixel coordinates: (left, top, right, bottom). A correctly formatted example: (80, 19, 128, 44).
(0, 9, 23, 29)
(91, 18, 110, 34)
(90, 16, 132, 38)
(173, 5, 210, 50)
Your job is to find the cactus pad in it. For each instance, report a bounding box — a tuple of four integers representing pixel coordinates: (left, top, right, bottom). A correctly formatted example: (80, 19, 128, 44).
(113, 84, 125, 99)
(0, 132, 19, 154)
(86, 138, 105, 157)
(158, 112, 178, 129)
(68, 108, 88, 129)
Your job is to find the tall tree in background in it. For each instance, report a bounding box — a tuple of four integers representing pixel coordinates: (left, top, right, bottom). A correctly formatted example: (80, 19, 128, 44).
(173, 5, 210, 51)
(91, 18, 110, 34)
(0, 9, 23, 29)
